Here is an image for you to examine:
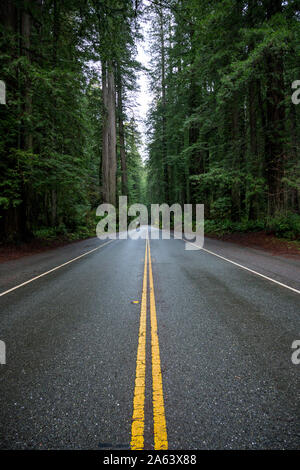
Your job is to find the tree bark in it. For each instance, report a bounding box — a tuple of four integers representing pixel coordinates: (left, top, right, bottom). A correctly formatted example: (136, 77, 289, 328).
(158, 7, 169, 204)
(264, 0, 285, 215)
(117, 66, 128, 197)
(0, 1, 19, 240)
(101, 61, 117, 205)
(21, 4, 33, 238)
(49, 0, 59, 227)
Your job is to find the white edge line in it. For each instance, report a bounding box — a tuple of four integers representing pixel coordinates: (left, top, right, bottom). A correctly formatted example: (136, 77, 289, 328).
(174, 235, 300, 295)
(0, 239, 114, 297)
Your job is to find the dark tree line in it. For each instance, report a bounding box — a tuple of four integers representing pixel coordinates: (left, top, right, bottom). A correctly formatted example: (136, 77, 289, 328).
(0, 0, 145, 242)
(146, 0, 300, 238)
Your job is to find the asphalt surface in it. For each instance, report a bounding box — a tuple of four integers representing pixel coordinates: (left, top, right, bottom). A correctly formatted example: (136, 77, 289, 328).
(0, 227, 299, 449)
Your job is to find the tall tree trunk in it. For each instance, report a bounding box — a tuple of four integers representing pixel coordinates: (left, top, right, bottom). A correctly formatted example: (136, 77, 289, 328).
(101, 61, 109, 204)
(288, 97, 300, 213)
(50, 0, 59, 227)
(188, 26, 202, 206)
(21, 5, 34, 237)
(247, 0, 259, 219)
(264, 0, 285, 215)
(22, 6, 32, 150)
(231, 96, 243, 221)
(117, 66, 128, 197)
(101, 61, 117, 205)
(248, 79, 259, 219)
(158, 7, 169, 204)
(0, 1, 19, 240)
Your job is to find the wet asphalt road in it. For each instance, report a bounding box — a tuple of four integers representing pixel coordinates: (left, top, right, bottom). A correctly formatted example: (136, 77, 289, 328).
(0, 227, 299, 449)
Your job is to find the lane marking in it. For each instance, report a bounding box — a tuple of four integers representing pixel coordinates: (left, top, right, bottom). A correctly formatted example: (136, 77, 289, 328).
(174, 236, 300, 295)
(148, 239, 168, 450)
(0, 240, 114, 298)
(131, 241, 148, 450)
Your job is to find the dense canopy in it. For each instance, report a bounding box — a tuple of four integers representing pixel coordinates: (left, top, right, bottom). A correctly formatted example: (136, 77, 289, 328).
(0, 0, 299, 242)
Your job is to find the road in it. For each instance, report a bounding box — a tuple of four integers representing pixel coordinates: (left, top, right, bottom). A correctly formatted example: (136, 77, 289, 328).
(0, 226, 299, 450)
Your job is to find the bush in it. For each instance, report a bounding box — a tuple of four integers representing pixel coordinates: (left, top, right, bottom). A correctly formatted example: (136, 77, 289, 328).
(33, 227, 58, 240)
(204, 212, 300, 241)
(266, 213, 300, 240)
(210, 197, 232, 220)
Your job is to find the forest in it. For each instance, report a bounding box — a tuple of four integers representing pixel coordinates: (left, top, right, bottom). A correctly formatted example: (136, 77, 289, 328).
(0, 0, 299, 244)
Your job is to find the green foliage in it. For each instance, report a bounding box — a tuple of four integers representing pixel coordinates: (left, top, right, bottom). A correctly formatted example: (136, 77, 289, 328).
(125, 121, 146, 205)
(205, 213, 300, 241)
(0, 0, 143, 242)
(266, 213, 300, 240)
(1, 1, 299, 244)
(146, 0, 300, 241)
(205, 218, 266, 236)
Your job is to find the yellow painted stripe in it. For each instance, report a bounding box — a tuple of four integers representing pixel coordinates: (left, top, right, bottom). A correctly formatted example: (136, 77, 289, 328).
(147, 239, 168, 450)
(130, 241, 148, 450)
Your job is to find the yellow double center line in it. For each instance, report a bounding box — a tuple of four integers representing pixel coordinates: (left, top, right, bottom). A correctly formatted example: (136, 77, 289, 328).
(131, 239, 168, 450)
